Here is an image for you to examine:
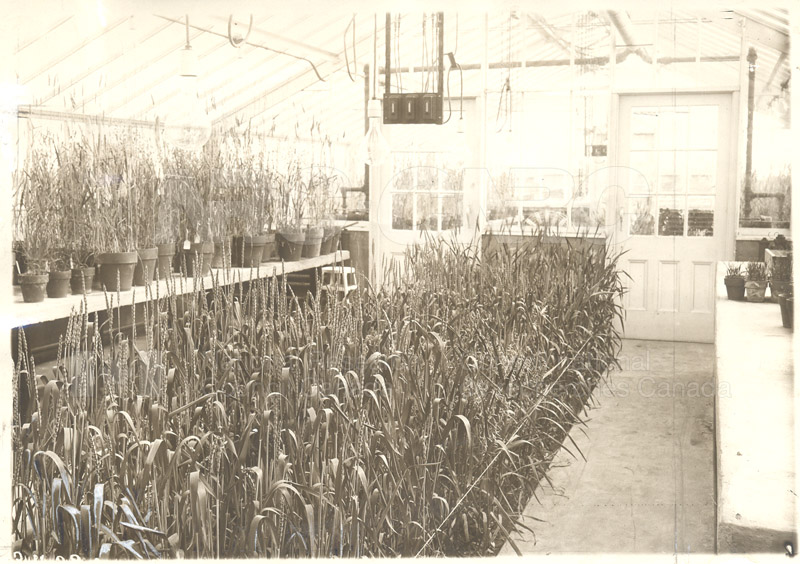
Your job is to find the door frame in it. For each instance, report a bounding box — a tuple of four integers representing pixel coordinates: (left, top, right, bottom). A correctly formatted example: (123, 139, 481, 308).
(609, 88, 740, 260)
(609, 89, 740, 342)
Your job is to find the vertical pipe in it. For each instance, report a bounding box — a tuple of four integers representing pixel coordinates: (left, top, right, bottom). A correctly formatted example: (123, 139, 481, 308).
(385, 13, 392, 96)
(437, 12, 444, 120)
(743, 47, 757, 219)
(363, 63, 370, 211)
(568, 12, 575, 180)
(479, 13, 489, 239)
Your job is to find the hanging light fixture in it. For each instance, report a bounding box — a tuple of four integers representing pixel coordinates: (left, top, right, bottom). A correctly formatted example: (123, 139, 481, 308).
(358, 14, 390, 166)
(162, 15, 212, 151)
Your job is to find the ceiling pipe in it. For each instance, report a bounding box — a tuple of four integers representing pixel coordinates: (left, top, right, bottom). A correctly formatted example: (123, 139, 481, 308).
(605, 11, 652, 64)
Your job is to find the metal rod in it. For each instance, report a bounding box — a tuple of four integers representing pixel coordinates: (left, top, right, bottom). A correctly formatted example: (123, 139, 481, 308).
(437, 12, 444, 99)
(743, 47, 757, 218)
(378, 53, 738, 74)
(385, 13, 392, 95)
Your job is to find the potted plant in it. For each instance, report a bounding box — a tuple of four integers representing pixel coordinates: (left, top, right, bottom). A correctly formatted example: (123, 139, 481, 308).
(301, 168, 325, 259)
(723, 263, 746, 301)
(46, 137, 98, 295)
(275, 161, 306, 262)
(201, 138, 232, 269)
(744, 261, 768, 303)
(768, 256, 792, 302)
(131, 143, 160, 286)
(226, 134, 268, 268)
(778, 288, 793, 329)
(92, 137, 138, 292)
(45, 250, 72, 299)
(170, 147, 214, 277)
(15, 138, 62, 302)
(313, 168, 342, 255)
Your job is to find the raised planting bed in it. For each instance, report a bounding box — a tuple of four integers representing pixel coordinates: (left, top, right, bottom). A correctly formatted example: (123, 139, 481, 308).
(11, 233, 623, 558)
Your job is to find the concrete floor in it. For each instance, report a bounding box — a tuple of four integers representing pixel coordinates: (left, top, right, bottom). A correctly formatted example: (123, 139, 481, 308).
(502, 339, 716, 555)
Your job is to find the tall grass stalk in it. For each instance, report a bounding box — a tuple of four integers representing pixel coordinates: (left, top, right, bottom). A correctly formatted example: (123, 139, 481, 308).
(13, 231, 623, 558)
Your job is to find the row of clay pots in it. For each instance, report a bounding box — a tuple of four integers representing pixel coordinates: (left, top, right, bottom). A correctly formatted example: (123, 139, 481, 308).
(18, 229, 344, 303)
(19, 267, 96, 303)
(276, 226, 341, 262)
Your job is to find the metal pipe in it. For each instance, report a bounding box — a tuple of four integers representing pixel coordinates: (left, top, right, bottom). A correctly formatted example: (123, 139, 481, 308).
(743, 47, 757, 219)
(378, 53, 738, 74)
(385, 13, 392, 95)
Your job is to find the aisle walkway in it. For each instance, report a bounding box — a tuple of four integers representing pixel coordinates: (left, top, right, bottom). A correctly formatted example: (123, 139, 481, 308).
(502, 339, 716, 555)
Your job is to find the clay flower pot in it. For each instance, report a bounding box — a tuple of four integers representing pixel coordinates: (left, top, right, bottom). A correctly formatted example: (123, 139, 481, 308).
(156, 243, 175, 279)
(20, 272, 48, 303)
(260, 233, 277, 263)
(302, 226, 324, 258)
(133, 247, 158, 286)
(183, 241, 214, 277)
(724, 275, 745, 301)
(277, 228, 305, 262)
(70, 267, 95, 295)
(232, 234, 268, 268)
(779, 294, 794, 329)
(212, 237, 232, 269)
(744, 280, 768, 303)
(46, 270, 72, 298)
(98, 251, 138, 292)
(769, 280, 791, 303)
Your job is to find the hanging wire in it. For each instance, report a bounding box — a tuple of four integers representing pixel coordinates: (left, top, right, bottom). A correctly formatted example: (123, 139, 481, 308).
(343, 15, 357, 82)
(227, 14, 253, 48)
(185, 14, 190, 48)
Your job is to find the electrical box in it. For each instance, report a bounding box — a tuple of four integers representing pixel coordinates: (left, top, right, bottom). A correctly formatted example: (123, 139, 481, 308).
(383, 13, 445, 126)
(401, 94, 420, 123)
(383, 94, 402, 123)
(383, 93, 443, 125)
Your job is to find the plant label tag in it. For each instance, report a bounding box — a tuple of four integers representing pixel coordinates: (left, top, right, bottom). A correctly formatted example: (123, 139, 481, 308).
(69, 258, 74, 269)
(183, 240, 191, 250)
(15, 261, 20, 275)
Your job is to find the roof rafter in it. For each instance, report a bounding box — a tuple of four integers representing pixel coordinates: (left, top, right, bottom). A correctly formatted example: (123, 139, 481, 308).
(207, 14, 341, 62)
(71, 26, 206, 113)
(214, 20, 382, 129)
(37, 20, 174, 107)
(21, 16, 131, 85)
(527, 13, 571, 55)
(605, 11, 652, 64)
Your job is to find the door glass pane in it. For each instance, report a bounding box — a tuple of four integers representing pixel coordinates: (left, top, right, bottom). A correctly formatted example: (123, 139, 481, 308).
(392, 157, 414, 191)
(658, 195, 686, 236)
(443, 169, 464, 192)
(441, 194, 463, 230)
(658, 151, 687, 193)
(631, 107, 658, 149)
(416, 193, 438, 230)
(629, 151, 657, 194)
(629, 196, 655, 235)
(687, 151, 717, 193)
(688, 106, 718, 149)
(392, 193, 413, 230)
(658, 107, 689, 149)
(688, 196, 715, 236)
(417, 166, 438, 191)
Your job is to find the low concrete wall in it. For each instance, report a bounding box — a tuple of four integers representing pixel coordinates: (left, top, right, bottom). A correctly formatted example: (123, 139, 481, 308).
(714, 262, 796, 552)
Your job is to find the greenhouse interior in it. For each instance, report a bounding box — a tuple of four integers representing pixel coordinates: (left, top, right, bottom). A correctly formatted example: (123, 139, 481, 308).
(1, 2, 797, 558)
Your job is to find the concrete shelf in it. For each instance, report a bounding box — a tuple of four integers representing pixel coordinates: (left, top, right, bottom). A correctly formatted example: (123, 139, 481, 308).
(10, 251, 349, 329)
(715, 261, 796, 552)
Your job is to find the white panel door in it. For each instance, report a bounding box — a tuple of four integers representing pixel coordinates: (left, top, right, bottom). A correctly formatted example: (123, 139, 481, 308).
(615, 93, 732, 343)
